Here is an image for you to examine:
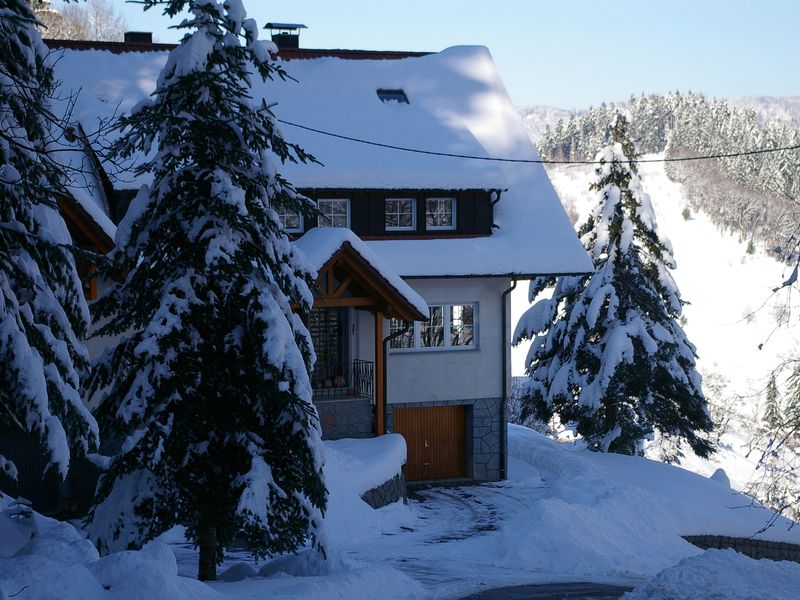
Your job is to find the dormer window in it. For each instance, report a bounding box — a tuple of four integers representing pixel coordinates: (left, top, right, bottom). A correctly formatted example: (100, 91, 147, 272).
(385, 198, 416, 231)
(276, 205, 304, 233)
(318, 198, 350, 228)
(377, 88, 409, 104)
(425, 197, 456, 230)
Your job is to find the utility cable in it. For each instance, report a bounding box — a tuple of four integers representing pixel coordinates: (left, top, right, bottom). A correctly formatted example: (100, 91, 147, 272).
(276, 118, 800, 166)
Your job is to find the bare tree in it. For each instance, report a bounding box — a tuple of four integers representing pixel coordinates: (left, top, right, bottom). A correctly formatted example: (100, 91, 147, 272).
(34, 0, 126, 42)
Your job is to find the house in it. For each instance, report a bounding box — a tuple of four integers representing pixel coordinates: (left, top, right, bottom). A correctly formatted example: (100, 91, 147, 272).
(1, 31, 590, 511)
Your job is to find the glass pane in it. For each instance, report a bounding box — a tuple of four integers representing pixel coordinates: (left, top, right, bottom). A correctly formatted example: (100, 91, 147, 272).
(426, 198, 454, 229)
(318, 199, 348, 228)
(451, 304, 474, 346)
(282, 212, 301, 230)
(389, 318, 414, 349)
(421, 306, 445, 347)
(385, 198, 414, 230)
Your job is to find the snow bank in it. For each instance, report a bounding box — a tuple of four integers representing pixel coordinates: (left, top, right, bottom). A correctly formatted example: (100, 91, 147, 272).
(89, 543, 218, 600)
(496, 425, 800, 579)
(622, 548, 800, 600)
(323, 434, 415, 544)
(0, 494, 218, 600)
(325, 434, 407, 495)
(215, 563, 426, 600)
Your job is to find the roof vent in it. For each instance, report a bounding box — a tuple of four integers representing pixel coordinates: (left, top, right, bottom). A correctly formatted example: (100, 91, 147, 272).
(264, 22, 307, 49)
(124, 31, 152, 44)
(376, 89, 409, 104)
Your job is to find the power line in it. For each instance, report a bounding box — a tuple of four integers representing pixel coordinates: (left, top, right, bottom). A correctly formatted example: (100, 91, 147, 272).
(277, 118, 800, 166)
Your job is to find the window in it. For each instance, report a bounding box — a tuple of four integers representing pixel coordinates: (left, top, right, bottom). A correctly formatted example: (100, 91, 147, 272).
(425, 197, 456, 230)
(389, 319, 414, 349)
(318, 198, 350, 228)
(389, 303, 476, 351)
(421, 305, 445, 348)
(276, 205, 303, 233)
(450, 304, 474, 346)
(376, 88, 409, 104)
(385, 198, 416, 231)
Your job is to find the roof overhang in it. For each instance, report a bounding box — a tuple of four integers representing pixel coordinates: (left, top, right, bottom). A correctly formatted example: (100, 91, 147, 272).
(313, 241, 427, 322)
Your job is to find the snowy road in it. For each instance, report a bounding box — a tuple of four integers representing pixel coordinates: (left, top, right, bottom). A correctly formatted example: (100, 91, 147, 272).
(167, 451, 642, 599)
(458, 582, 633, 600)
(160, 425, 800, 600)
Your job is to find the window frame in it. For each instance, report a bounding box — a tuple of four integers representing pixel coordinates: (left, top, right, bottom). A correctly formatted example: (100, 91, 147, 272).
(276, 205, 304, 233)
(384, 197, 417, 232)
(425, 196, 457, 231)
(389, 302, 478, 353)
(317, 198, 351, 228)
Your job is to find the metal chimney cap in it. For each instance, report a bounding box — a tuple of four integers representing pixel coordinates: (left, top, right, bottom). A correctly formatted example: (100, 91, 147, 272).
(264, 23, 308, 31)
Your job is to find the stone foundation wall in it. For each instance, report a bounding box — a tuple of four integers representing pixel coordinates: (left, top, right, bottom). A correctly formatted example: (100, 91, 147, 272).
(683, 535, 800, 563)
(386, 397, 505, 482)
(361, 473, 407, 509)
(315, 397, 373, 440)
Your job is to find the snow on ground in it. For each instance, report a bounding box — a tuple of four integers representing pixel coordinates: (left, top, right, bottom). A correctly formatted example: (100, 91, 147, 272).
(621, 548, 800, 600)
(513, 155, 800, 492)
(7, 424, 798, 599)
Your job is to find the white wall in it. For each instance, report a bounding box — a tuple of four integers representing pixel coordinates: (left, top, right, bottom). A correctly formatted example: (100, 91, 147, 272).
(386, 277, 511, 404)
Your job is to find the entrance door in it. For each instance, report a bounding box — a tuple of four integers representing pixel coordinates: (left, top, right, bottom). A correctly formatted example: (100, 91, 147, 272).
(393, 405, 467, 481)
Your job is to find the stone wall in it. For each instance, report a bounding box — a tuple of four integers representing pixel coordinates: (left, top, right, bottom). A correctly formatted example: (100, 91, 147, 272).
(315, 397, 373, 440)
(386, 397, 505, 482)
(361, 473, 407, 509)
(683, 535, 800, 563)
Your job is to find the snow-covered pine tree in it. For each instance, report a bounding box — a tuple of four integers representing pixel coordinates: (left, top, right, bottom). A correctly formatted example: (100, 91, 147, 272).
(87, 0, 325, 581)
(514, 114, 713, 457)
(763, 372, 783, 434)
(1, 1, 97, 482)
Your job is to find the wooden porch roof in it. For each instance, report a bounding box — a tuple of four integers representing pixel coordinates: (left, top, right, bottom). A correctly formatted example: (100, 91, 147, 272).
(314, 241, 427, 322)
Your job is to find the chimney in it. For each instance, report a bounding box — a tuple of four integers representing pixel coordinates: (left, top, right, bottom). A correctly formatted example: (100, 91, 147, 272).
(124, 31, 153, 44)
(264, 23, 307, 49)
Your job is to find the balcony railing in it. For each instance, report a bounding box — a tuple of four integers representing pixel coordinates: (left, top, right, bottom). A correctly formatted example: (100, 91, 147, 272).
(312, 359, 374, 401)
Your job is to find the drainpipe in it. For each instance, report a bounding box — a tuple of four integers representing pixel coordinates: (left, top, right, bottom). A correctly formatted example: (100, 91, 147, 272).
(500, 278, 518, 480)
(382, 320, 411, 435)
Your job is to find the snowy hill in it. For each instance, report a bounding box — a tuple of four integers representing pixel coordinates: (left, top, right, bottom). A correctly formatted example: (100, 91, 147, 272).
(728, 95, 800, 126)
(517, 104, 582, 141)
(511, 155, 800, 494)
(516, 93, 800, 144)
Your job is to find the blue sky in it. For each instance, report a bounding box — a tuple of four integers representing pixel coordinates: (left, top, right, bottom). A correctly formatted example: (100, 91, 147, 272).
(105, 0, 799, 108)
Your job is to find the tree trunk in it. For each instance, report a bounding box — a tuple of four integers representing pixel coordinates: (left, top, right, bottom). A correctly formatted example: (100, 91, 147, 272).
(197, 524, 217, 581)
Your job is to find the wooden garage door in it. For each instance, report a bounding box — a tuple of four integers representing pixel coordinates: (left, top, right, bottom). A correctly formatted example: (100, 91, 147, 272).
(393, 405, 466, 481)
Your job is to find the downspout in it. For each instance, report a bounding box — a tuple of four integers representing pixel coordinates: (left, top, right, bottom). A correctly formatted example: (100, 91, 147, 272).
(381, 320, 411, 435)
(490, 188, 506, 231)
(500, 278, 518, 480)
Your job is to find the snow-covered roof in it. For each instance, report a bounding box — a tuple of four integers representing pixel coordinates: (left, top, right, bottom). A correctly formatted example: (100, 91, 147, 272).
(50, 43, 592, 278)
(294, 227, 428, 319)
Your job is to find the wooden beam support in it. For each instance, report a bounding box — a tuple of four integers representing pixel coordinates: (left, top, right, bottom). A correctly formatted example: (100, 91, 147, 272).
(375, 310, 385, 436)
(314, 296, 377, 308)
(331, 274, 353, 298)
(324, 265, 334, 297)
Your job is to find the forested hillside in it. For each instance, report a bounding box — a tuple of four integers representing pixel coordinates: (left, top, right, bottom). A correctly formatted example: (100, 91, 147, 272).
(515, 95, 800, 523)
(534, 94, 800, 260)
